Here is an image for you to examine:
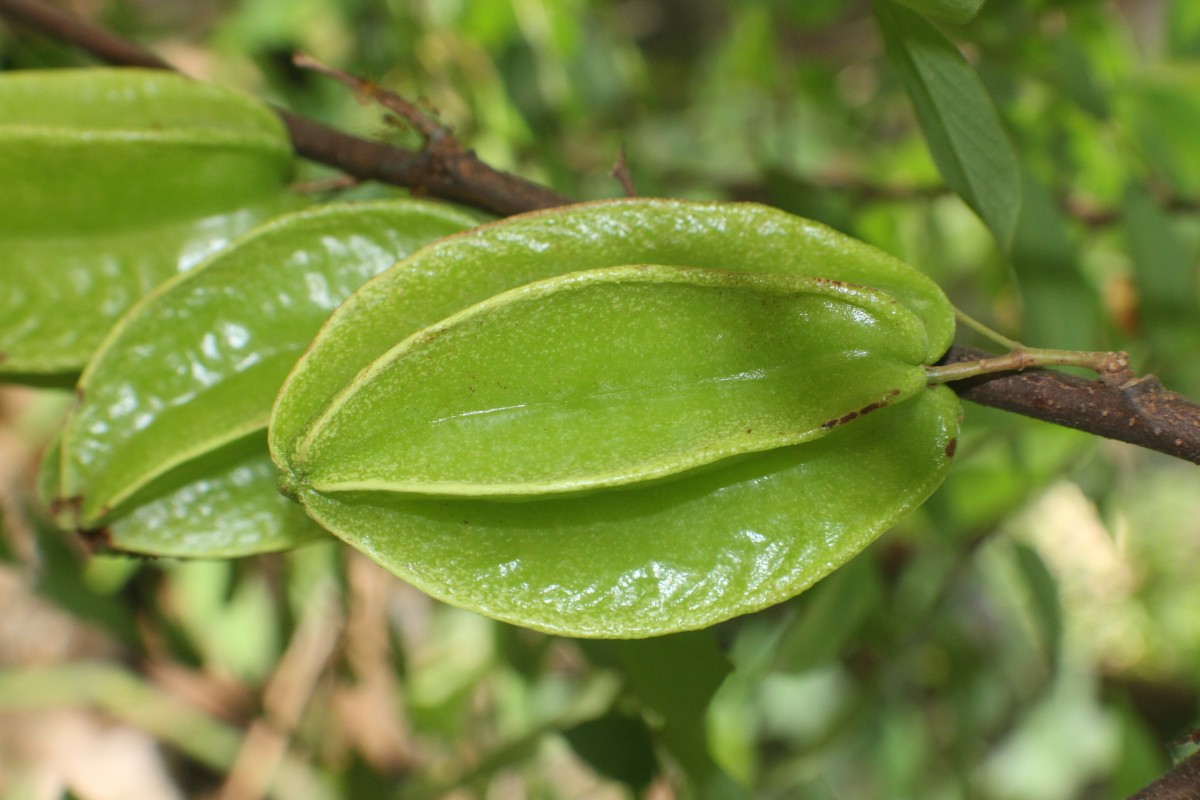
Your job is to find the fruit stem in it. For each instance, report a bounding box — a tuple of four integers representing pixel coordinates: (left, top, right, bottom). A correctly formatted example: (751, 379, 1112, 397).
(925, 347, 1129, 384)
(954, 308, 1022, 351)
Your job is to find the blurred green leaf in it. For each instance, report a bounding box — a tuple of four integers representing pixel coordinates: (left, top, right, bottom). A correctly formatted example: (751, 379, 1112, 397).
(772, 554, 884, 674)
(892, 0, 986, 24)
(1108, 699, 1171, 798)
(875, 0, 1022, 247)
(613, 630, 731, 785)
(13, 512, 141, 650)
(1007, 175, 1101, 349)
(1117, 68, 1200, 196)
(563, 709, 658, 792)
(1123, 183, 1200, 391)
(1012, 543, 1063, 670)
(1124, 186, 1195, 311)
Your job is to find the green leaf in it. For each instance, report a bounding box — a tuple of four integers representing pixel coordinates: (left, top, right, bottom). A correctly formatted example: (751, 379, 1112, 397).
(890, 0, 985, 24)
(1122, 184, 1200, 392)
(1116, 68, 1200, 196)
(1007, 174, 1100, 350)
(1123, 183, 1198, 315)
(874, 1, 1022, 247)
(0, 68, 299, 379)
(270, 199, 955, 470)
(290, 386, 959, 638)
(1011, 543, 1062, 669)
(290, 265, 932, 499)
(54, 199, 481, 539)
(562, 710, 659, 791)
(612, 630, 732, 783)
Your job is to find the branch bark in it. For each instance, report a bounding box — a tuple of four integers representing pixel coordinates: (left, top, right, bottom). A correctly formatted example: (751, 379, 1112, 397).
(3, 0, 1200, 467)
(940, 347, 1200, 465)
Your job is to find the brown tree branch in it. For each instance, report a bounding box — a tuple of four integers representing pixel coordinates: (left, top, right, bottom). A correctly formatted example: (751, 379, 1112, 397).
(3, 0, 1200, 468)
(610, 145, 639, 197)
(940, 347, 1200, 465)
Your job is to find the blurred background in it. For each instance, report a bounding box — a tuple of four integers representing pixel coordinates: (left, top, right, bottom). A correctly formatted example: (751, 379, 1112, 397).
(2, 0, 1200, 797)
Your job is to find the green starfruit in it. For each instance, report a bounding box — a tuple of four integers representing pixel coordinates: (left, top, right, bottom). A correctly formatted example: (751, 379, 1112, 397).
(0, 68, 301, 380)
(270, 199, 955, 465)
(51, 199, 482, 555)
(290, 265, 933, 498)
(271, 199, 961, 637)
(40, 433, 323, 557)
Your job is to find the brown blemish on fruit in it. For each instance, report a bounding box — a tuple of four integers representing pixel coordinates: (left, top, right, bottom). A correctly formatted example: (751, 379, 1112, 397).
(78, 526, 114, 553)
(52, 497, 114, 552)
(50, 495, 83, 520)
(820, 389, 903, 430)
(944, 438, 957, 458)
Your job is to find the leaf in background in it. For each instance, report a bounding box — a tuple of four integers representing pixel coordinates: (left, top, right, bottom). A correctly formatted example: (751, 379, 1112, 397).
(891, 0, 986, 25)
(291, 266, 932, 499)
(0, 68, 301, 379)
(771, 553, 885, 674)
(52, 199, 480, 553)
(1123, 183, 1200, 392)
(1011, 543, 1063, 670)
(874, 1, 1022, 248)
(1116, 68, 1200, 196)
(562, 710, 658, 792)
(1124, 186, 1195, 312)
(1007, 175, 1101, 350)
(611, 631, 731, 785)
(270, 199, 956, 469)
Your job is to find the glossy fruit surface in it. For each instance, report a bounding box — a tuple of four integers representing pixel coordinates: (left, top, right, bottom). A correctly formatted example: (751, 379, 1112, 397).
(271, 200, 960, 636)
(271, 199, 955, 467)
(0, 68, 298, 378)
(296, 387, 959, 637)
(51, 199, 480, 554)
(293, 265, 932, 498)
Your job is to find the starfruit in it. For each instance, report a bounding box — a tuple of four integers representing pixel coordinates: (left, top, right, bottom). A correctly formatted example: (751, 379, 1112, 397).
(50, 200, 482, 556)
(289, 265, 934, 498)
(0, 68, 301, 381)
(271, 199, 961, 637)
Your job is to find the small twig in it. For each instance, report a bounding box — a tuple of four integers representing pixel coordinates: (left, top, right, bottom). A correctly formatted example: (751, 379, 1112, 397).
(293, 54, 448, 145)
(217, 583, 342, 800)
(1064, 190, 1200, 229)
(940, 345, 1200, 465)
(290, 174, 361, 195)
(925, 347, 1124, 385)
(610, 145, 638, 197)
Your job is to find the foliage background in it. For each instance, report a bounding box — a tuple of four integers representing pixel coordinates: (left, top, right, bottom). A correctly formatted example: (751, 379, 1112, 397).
(2, 0, 1200, 797)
